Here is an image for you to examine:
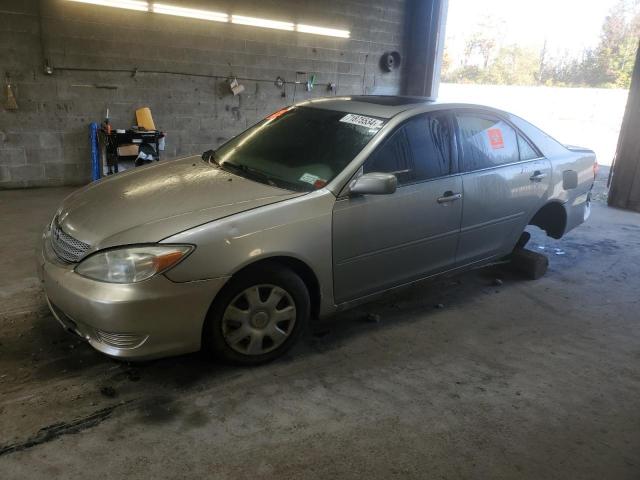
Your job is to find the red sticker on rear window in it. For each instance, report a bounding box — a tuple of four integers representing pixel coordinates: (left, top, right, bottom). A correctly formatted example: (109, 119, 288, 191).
(488, 128, 504, 149)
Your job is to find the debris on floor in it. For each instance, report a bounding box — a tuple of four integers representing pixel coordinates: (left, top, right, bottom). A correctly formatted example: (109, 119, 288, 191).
(365, 313, 381, 323)
(100, 386, 117, 398)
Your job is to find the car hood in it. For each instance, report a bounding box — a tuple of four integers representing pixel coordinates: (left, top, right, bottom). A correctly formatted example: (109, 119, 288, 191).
(56, 156, 303, 249)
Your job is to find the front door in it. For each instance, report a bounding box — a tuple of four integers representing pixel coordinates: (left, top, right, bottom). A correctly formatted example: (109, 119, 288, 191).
(332, 112, 463, 303)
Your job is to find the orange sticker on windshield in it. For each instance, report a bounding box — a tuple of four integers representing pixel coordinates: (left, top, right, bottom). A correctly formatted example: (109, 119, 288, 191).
(488, 128, 504, 149)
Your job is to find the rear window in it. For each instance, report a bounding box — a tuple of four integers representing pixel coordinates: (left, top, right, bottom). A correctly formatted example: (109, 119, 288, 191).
(214, 107, 384, 191)
(517, 134, 540, 160)
(456, 114, 519, 171)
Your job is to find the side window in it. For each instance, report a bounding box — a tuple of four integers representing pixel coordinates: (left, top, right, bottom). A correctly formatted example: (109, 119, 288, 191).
(404, 114, 452, 179)
(364, 114, 452, 185)
(364, 127, 414, 184)
(518, 134, 540, 160)
(456, 114, 519, 171)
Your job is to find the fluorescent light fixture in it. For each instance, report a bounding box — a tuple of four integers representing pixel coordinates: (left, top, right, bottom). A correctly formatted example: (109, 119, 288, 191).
(297, 24, 350, 38)
(68, 0, 149, 12)
(232, 15, 294, 31)
(152, 3, 227, 22)
(67, 1, 350, 38)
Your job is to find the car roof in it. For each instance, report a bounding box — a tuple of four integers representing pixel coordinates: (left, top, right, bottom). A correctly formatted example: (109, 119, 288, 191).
(298, 95, 503, 119)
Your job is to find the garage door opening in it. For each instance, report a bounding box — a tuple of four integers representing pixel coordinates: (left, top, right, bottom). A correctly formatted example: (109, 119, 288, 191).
(439, 0, 638, 173)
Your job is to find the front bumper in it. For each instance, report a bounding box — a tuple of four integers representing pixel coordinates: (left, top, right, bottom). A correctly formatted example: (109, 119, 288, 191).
(37, 235, 229, 360)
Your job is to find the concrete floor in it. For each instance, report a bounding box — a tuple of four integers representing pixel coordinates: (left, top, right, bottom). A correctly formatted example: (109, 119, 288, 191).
(1, 171, 639, 479)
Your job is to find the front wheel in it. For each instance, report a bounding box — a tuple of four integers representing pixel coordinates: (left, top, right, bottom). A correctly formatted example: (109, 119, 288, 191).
(204, 265, 310, 365)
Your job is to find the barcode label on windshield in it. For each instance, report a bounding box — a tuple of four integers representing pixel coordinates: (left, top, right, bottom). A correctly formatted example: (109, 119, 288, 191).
(340, 114, 384, 130)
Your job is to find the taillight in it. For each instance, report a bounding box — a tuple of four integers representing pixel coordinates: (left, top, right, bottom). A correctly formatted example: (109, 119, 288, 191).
(593, 160, 599, 179)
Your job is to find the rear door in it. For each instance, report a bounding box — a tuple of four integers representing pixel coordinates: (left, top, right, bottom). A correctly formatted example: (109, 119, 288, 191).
(454, 111, 551, 266)
(332, 112, 463, 303)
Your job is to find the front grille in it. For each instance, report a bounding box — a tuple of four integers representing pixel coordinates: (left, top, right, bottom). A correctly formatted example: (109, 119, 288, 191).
(50, 219, 91, 263)
(96, 330, 148, 349)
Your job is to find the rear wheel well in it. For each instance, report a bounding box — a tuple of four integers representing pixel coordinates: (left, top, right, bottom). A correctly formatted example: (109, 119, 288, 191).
(529, 202, 567, 239)
(222, 257, 321, 320)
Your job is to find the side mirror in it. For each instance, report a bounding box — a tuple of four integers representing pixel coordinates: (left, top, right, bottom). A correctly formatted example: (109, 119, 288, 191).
(349, 172, 397, 196)
(202, 149, 216, 162)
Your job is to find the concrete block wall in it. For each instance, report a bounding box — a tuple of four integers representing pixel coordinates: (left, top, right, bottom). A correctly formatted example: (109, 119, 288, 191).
(0, 0, 408, 188)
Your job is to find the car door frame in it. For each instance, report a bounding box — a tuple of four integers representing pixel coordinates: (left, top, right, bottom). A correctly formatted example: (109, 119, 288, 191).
(331, 110, 466, 305)
(450, 107, 544, 163)
(336, 110, 462, 197)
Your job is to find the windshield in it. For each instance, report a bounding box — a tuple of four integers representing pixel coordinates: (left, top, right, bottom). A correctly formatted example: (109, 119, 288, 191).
(213, 106, 384, 192)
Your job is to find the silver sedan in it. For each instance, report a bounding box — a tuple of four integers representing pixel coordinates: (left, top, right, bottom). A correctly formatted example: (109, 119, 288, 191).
(38, 96, 596, 364)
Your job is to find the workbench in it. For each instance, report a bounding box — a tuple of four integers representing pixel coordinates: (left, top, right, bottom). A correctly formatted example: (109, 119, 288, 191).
(99, 129, 162, 175)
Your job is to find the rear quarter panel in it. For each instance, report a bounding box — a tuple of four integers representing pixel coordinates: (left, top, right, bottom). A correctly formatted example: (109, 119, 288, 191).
(554, 148, 596, 232)
(508, 113, 595, 234)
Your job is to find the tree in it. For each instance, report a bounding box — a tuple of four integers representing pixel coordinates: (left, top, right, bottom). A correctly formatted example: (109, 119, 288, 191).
(485, 46, 540, 85)
(464, 31, 497, 69)
(442, 0, 640, 88)
(537, 39, 548, 84)
(594, 0, 640, 87)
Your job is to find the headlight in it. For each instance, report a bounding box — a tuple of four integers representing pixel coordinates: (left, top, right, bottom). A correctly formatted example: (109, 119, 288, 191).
(75, 245, 193, 283)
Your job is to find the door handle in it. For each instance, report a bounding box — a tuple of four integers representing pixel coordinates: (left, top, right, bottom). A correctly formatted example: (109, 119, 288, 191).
(530, 171, 547, 182)
(437, 191, 463, 204)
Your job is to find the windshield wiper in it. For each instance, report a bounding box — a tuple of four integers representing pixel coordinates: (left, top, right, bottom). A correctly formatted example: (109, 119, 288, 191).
(222, 162, 276, 186)
(209, 159, 301, 191)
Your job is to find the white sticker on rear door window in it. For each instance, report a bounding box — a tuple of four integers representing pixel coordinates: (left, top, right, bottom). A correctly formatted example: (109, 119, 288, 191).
(339, 114, 384, 130)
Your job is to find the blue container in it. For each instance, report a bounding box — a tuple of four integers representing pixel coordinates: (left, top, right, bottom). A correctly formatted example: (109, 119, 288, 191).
(89, 122, 101, 181)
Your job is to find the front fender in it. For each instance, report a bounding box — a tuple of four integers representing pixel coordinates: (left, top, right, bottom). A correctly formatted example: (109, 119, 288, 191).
(162, 190, 337, 315)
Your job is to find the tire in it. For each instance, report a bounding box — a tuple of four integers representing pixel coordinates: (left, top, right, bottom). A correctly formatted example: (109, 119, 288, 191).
(203, 264, 310, 365)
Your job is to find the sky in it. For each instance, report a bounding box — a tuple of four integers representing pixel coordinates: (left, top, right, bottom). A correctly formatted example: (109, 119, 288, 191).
(445, 0, 621, 60)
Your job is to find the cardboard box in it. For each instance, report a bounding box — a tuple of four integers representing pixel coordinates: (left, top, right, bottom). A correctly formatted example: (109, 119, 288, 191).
(117, 144, 139, 156)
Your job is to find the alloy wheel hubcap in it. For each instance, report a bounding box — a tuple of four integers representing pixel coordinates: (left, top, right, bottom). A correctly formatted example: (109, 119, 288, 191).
(251, 311, 270, 329)
(222, 284, 297, 356)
